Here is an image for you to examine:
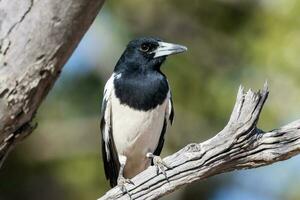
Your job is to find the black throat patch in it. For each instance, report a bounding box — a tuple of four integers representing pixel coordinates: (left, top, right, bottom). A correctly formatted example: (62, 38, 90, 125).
(114, 71, 169, 111)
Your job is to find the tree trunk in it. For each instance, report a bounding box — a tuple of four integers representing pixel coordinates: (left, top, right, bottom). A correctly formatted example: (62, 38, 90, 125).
(0, 0, 105, 166)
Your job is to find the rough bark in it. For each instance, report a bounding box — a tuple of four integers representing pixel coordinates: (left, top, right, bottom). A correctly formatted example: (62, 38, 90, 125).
(99, 83, 300, 200)
(0, 0, 105, 166)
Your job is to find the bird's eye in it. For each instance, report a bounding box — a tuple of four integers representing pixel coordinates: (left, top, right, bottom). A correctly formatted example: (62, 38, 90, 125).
(140, 44, 150, 52)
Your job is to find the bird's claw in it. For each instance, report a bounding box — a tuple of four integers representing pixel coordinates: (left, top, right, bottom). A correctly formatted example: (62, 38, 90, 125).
(153, 156, 171, 181)
(117, 175, 134, 198)
(147, 153, 171, 181)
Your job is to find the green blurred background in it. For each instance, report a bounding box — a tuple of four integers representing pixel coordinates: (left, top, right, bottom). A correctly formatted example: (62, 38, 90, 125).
(1, 0, 300, 199)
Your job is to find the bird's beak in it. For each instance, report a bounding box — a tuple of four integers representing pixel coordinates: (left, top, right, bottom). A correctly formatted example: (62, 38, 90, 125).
(153, 42, 188, 58)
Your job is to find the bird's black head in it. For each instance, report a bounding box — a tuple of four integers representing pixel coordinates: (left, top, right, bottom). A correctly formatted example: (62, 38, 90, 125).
(114, 37, 187, 73)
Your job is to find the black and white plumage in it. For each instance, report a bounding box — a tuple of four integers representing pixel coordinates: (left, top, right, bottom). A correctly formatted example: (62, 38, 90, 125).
(100, 37, 187, 188)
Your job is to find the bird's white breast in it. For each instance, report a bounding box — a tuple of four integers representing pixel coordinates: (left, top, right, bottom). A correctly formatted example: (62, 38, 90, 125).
(111, 89, 168, 177)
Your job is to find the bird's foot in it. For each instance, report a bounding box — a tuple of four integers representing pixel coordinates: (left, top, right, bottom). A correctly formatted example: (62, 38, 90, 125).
(117, 175, 134, 198)
(146, 152, 171, 181)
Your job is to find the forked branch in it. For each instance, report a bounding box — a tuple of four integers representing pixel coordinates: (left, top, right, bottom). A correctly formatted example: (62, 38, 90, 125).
(99, 83, 300, 200)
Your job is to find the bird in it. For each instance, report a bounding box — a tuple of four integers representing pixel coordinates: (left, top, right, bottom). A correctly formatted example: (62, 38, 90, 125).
(100, 37, 187, 193)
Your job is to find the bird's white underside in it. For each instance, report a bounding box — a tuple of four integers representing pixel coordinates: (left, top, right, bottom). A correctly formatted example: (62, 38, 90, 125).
(111, 90, 168, 178)
(102, 73, 172, 178)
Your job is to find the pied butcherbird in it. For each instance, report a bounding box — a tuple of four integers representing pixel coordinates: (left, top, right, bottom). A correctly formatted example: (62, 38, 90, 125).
(100, 37, 187, 192)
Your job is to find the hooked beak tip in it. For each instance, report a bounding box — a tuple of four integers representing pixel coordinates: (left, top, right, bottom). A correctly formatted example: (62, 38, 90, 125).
(178, 45, 188, 53)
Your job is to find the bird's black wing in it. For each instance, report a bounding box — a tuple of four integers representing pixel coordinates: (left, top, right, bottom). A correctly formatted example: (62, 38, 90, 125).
(100, 75, 120, 187)
(153, 91, 174, 156)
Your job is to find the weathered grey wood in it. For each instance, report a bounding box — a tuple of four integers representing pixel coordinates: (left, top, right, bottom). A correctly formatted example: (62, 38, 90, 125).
(99, 83, 300, 200)
(0, 0, 105, 166)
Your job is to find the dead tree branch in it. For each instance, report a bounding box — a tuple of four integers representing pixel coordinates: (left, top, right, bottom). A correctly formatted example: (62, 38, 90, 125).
(99, 83, 300, 200)
(0, 0, 105, 166)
